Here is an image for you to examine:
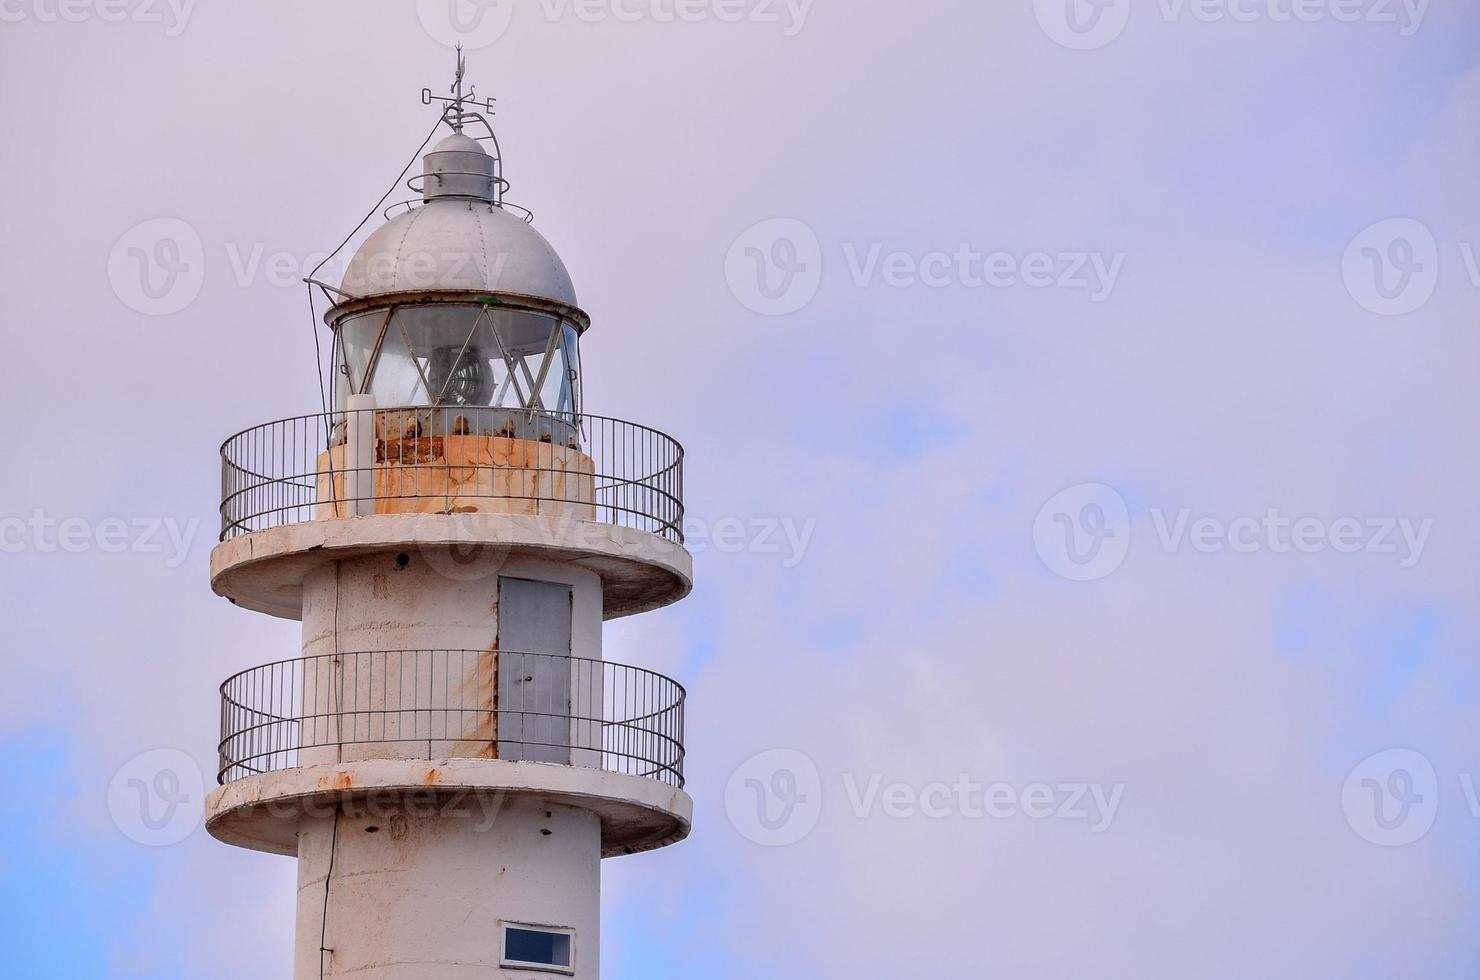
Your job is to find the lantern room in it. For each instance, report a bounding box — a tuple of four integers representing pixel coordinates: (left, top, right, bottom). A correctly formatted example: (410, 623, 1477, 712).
(323, 129, 586, 441)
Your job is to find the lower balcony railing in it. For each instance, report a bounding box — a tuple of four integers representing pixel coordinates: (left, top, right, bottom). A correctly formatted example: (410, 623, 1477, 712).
(218, 650, 686, 789)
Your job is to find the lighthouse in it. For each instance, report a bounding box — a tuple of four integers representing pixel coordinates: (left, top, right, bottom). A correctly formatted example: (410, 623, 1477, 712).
(205, 58, 693, 979)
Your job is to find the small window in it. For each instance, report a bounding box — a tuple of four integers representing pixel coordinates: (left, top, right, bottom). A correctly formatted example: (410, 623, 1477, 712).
(502, 924, 575, 974)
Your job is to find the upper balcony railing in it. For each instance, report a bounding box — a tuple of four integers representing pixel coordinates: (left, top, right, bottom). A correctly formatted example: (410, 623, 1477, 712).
(218, 649, 686, 789)
(219, 407, 684, 544)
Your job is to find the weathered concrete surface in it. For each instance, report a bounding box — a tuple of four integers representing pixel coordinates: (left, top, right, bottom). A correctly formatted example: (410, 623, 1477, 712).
(314, 437, 596, 522)
(299, 551, 602, 660)
(293, 551, 606, 769)
(206, 758, 692, 860)
(295, 796, 600, 979)
(211, 514, 692, 621)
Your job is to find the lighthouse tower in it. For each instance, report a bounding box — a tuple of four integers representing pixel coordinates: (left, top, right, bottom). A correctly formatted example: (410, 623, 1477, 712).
(206, 60, 693, 979)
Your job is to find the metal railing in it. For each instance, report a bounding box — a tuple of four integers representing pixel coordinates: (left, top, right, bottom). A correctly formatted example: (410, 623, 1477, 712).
(220, 407, 684, 544)
(218, 650, 686, 788)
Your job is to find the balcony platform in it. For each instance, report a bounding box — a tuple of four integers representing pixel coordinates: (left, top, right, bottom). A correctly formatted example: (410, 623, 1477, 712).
(206, 758, 693, 859)
(215, 407, 691, 619)
(211, 512, 692, 620)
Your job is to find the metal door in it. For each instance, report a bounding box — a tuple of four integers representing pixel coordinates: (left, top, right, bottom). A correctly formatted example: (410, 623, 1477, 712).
(497, 578, 573, 764)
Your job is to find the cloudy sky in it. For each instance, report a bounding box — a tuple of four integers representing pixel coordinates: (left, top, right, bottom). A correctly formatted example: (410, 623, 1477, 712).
(3, 0, 1480, 976)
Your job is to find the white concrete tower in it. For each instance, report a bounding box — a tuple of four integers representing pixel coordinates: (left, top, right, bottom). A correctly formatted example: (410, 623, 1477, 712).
(206, 60, 693, 979)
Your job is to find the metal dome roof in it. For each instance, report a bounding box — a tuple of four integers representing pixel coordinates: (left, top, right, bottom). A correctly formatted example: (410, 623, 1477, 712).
(427, 131, 484, 155)
(339, 201, 578, 307)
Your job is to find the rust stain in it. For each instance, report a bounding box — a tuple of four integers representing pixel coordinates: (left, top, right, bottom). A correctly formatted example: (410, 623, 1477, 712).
(388, 814, 410, 840)
(332, 771, 354, 790)
(423, 767, 442, 786)
(477, 649, 498, 748)
(448, 646, 499, 760)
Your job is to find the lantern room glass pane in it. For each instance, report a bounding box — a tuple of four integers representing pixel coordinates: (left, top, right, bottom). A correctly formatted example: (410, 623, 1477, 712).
(338, 310, 383, 397)
(336, 303, 581, 415)
(559, 323, 581, 416)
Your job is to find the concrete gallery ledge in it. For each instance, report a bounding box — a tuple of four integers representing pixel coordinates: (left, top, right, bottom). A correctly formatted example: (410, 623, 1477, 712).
(207, 758, 693, 859)
(210, 513, 694, 621)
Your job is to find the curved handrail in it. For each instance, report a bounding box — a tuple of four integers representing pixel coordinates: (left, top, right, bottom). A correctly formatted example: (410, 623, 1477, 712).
(217, 650, 687, 789)
(219, 407, 684, 544)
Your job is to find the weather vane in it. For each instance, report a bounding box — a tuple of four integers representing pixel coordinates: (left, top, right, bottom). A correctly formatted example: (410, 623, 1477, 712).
(421, 43, 496, 134)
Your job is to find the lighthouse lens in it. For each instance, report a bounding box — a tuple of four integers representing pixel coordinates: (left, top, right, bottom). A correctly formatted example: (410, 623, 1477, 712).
(428, 345, 490, 405)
